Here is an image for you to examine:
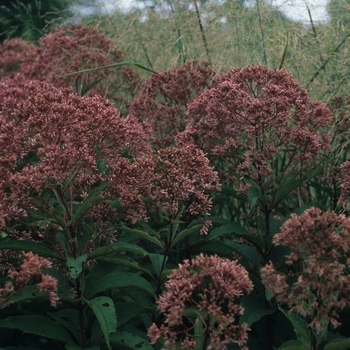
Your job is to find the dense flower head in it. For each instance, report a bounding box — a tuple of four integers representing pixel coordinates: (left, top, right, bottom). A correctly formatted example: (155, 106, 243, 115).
(150, 145, 220, 219)
(0, 252, 58, 307)
(148, 254, 253, 350)
(16, 24, 140, 111)
(130, 60, 218, 147)
(261, 207, 350, 331)
(0, 78, 152, 224)
(180, 65, 333, 189)
(0, 39, 36, 79)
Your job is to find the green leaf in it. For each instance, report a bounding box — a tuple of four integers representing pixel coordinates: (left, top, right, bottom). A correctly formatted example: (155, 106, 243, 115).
(273, 178, 304, 207)
(324, 339, 350, 350)
(114, 302, 151, 327)
(206, 222, 249, 241)
(96, 257, 153, 279)
(85, 296, 117, 350)
(81, 78, 104, 96)
(149, 253, 167, 278)
(66, 344, 100, 350)
(0, 238, 64, 260)
(279, 307, 311, 344)
(276, 340, 311, 350)
(62, 60, 158, 77)
(240, 291, 275, 326)
(0, 316, 72, 343)
(62, 168, 81, 191)
(109, 332, 154, 350)
(279, 32, 289, 69)
(67, 254, 87, 279)
(69, 183, 109, 226)
(170, 224, 202, 248)
(87, 242, 148, 260)
(224, 240, 261, 270)
(119, 226, 164, 248)
(85, 272, 155, 299)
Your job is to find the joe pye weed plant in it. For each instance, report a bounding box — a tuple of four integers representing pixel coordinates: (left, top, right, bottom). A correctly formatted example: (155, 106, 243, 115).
(1, 21, 350, 350)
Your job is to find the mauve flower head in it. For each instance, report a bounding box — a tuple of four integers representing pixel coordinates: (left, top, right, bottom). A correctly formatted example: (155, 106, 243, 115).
(1, 252, 58, 307)
(149, 254, 253, 350)
(181, 65, 333, 190)
(261, 207, 350, 331)
(0, 78, 152, 225)
(0, 39, 36, 78)
(16, 24, 141, 113)
(150, 145, 220, 220)
(130, 60, 218, 148)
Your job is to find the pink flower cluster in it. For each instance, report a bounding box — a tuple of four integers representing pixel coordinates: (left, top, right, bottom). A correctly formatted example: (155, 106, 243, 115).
(262, 208, 350, 331)
(180, 65, 333, 188)
(130, 60, 218, 147)
(0, 25, 140, 111)
(149, 254, 253, 350)
(0, 78, 152, 223)
(0, 252, 58, 307)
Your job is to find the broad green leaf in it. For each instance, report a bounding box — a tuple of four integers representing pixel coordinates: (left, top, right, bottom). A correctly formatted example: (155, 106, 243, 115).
(149, 253, 167, 278)
(85, 272, 155, 299)
(67, 254, 87, 279)
(273, 179, 304, 207)
(206, 222, 249, 241)
(224, 240, 261, 270)
(119, 226, 164, 248)
(114, 302, 151, 327)
(66, 344, 100, 350)
(240, 291, 275, 326)
(85, 296, 117, 350)
(109, 332, 154, 350)
(170, 224, 202, 248)
(0, 238, 64, 260)
(324, 339, 350, 350)
(96, 257, 153, 279)
(48, 309, 80, 344)
(69, 183, 109, 226)
(87, 242, 148, 260)
(0, 316, 72, 343)
(279, 307, 311, 344)
(276, 340, 311, 350)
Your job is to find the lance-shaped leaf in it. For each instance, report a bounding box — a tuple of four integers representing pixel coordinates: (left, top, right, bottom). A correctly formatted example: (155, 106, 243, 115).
(109, 332, 154, 350)
(0, 316, 72, 343)
(85, 272, 155, 299)
(0, 238, 64, 260)
(323, 339, 350, 350)
(87, 242, 148, 261)
(84, 296, 117, 350)
(67, 254, 87, 279)
(170, 224, 202, 248)
(119, 226, 164, 248)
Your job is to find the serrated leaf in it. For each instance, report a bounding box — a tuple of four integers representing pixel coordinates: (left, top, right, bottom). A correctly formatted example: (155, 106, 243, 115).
(69, 183, 108, 226)
(323, 339, 350, 350)
(109, 332, 154, 350)
(0, 316, 72, 343)
(96, 257, 153, 279)
(276, 340, 311, 350)
(114, 301, 151, 327)
(85, 272, 155, 299)
(67, 254, 87, 279)
(224, 240, 261, 269)
(119, 226, 164, 248)
(85, 296, 117, 350)
(240, 291, 275, 326)
(88, 242, 148, 260)
(0, 238, 64, 260)
(170, 224, 202, 248)
(273, 179, 304, 206)
(279, 307, 311, 344)
(206, 222, 249, 241)
(149, 253, 167, 278)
